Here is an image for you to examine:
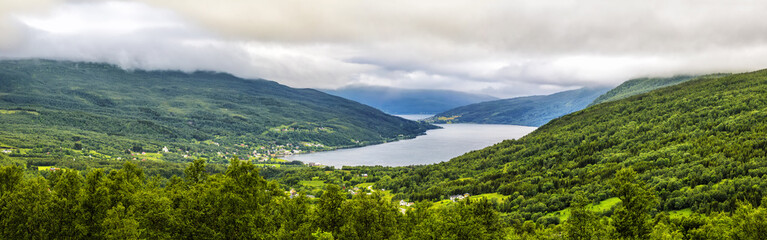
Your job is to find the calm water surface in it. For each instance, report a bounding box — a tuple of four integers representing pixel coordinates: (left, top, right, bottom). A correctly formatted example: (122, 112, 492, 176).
(395, 114, 434, 121)
(285, 123, 536, 168)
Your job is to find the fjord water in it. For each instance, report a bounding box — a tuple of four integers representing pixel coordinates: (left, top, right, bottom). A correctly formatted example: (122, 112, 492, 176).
(285, 122, 537, 168)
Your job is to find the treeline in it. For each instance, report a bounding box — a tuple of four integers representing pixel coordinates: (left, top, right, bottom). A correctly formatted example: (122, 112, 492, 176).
(0, 159, 505, 240)
(3, 160, 767, 239)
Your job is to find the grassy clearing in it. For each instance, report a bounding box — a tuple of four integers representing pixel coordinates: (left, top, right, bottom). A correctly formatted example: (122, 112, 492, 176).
(37, 166, 55, 171)
(0, 110, 39, 115)
(546, 197, 621, 221)
(669, 208, 692, 218)
(591, 197, 621, 212)
(355, 182, 375, 188)
(468, 193, 507, 202)
(300, 180, 326, 188)
(254, 164, 281, 168)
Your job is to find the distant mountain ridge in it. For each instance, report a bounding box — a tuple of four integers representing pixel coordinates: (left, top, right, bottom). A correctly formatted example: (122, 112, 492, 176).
(427, 87, 610, 126)
(0, 59, 434, 162)
(589, 74, 730, 106)
(322, 86, 498, 114)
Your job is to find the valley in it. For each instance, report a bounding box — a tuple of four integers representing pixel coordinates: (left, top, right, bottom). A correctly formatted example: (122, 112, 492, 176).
(3, 61, 767, 239)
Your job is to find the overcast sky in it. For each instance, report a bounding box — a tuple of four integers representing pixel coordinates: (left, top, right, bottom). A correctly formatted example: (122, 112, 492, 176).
(2, 0, 767, 98)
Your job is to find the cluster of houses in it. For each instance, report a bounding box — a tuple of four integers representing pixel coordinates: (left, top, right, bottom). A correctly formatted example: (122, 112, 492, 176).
(301, 142, 325, 148)
(449, 193, 471, 202)
(287, 188, 315, 199)
(348, 187, 367, 196)
(119, 141, 325, 163)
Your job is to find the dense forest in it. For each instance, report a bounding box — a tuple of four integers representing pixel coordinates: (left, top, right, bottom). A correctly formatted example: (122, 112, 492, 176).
(3, 158, 767, 239)
(427, 87, 609, 126)
(0, 159, 512, 239)
(349, 68, 767, 236)
(0, 59, 434, 164)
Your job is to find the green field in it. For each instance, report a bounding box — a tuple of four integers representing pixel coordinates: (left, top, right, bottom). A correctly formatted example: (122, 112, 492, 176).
(669, 208, 693, 218)
(468, 193, 507, 202)
(546, 197, 621, 221)
(300, 180, 326, 188)
(36, 166, 55, 171)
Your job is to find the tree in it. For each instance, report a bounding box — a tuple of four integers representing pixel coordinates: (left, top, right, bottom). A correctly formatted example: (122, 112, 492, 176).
(274, 194, 315, 240)
(184, 158, 208, 184)
(731, 201, 767, 240)
(610, 168, 658, 240)
(102, 203, 141, 240)
(0, 177, 54, 239)
(338, 193, 401, 240)
(205, 157, 281, 239)
(564, 193, 609, 240)
(51, 169, 86, 239)
(0, 165, 23, 193)
(83, 169, 112, 239)
(312, 229, 335, 240)
(316, 184, 345, 236)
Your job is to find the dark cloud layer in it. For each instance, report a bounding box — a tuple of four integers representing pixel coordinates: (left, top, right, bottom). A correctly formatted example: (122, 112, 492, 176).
(2, 0, 767, 97)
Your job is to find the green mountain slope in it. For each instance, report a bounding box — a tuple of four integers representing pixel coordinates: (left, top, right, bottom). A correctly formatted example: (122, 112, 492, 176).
(589, 75, 727, 106)
(427, 87, 609, 126)
(322, 86, 498, 114)
(377, 68, 767, 222)
(0, 59, 434, 162)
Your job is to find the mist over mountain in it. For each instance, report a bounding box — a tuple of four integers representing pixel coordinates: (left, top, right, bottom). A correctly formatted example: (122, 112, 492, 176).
(0, 59, 434, 159)
(322, 85, 498, 114)
(428, 87, 609, 126)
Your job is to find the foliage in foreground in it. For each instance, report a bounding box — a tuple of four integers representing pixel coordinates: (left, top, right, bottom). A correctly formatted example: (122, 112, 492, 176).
(3, 160, 767, 240)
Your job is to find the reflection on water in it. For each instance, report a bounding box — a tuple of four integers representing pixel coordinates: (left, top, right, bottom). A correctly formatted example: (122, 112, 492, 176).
(285, 124, 536, 168)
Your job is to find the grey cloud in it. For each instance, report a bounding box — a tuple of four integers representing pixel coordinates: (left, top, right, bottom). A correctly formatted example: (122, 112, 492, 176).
(0, 0, 60, 48)
(4, 0, 767, 98)
(141, 0, 767, 54)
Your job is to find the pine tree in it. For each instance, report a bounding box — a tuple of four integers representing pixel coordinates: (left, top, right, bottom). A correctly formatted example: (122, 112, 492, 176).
(610, 168, 658, 240)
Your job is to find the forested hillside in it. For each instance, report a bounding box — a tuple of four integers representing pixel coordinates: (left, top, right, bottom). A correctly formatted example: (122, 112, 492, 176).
(323, 85, 497, 114)
(374, 68, 767, 227)
(0, 59, 434, 164)
(589, 74, 728, 105)
(428, 87, 609, 126)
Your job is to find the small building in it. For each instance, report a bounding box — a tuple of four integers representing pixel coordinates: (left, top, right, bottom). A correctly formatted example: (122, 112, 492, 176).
(449, 195, 466, 201)
(162, 146, 169, 153)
